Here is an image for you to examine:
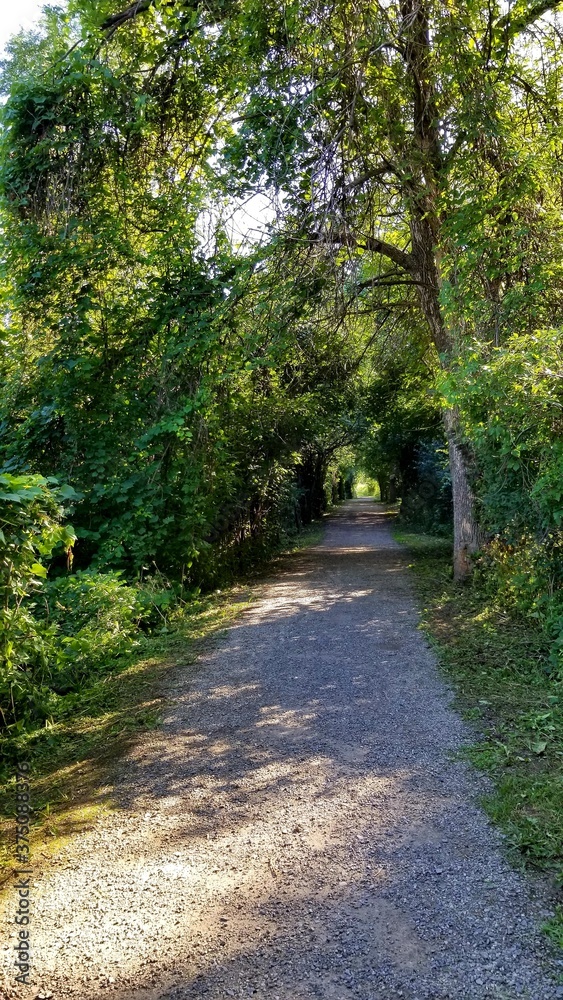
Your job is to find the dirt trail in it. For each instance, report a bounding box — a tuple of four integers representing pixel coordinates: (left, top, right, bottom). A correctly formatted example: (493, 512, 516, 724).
(1, 500, 561, 1000)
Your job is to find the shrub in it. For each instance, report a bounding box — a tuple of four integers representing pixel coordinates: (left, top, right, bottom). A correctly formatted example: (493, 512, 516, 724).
(0, 473, 76, 727)
(397, 440, 453, 536)
(37, 571, 150, 695)
(443, 331, 563, 672)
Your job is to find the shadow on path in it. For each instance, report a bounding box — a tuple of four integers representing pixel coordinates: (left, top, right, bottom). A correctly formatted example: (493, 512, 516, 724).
(5, 501, 559, 1000)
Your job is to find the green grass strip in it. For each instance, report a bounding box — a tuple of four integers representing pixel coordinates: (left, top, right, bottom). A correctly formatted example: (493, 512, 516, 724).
(394, 529, 563, 951)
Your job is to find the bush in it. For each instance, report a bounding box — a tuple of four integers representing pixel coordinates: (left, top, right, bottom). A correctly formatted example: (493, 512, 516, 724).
(443, 331, 563, 672)
(0, 473, 76, 727)
(36, 571, 151, 696)
(397, 440, 452, 535)
(0, 473, 175, 732)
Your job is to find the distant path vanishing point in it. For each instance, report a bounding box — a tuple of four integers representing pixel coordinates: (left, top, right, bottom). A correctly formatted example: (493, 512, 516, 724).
(1, 499, 560, 1000)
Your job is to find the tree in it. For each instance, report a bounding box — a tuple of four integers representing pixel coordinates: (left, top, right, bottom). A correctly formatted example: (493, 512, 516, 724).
(3, 0, 563, 581)
(0, 9, 371, 579)
(218, 0, 563, 577)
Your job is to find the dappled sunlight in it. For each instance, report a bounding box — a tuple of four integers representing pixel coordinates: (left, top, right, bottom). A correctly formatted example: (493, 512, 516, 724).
(201, 682, 261, 703)
(5, 501, 539, 1000)
(25, 755, 439, 994)
(255, 706, 317, 730)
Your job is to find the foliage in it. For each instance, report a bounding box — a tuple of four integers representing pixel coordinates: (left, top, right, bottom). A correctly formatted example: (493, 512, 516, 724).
(443, 332, 563, 536)
(0, 11, 367, 581)
(0, 475, 174, 736)
(353, 341, 452, 530)
(39, 572, 151, 687)
(1, 570, 158, 735)
(353, 475, 379, 499)
(396, 441, 453, 536)
(0, 473, 76, 726)
(1, 0, 563, 922)
(443, 331, 563, 663)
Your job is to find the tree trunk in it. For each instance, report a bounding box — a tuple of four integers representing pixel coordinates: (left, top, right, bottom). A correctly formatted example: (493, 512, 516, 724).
(410, 216, 481, 580)
(444, 408, 482, 582)
(395, 2, 482, 580)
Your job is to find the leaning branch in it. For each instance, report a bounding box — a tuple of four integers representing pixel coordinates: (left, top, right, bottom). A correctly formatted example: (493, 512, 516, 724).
(353, 234, 415, 274)
(314, 230, 415, 274)
(340, 162, 402, 192)
(100, 0, 157, 33)
(496, 0, 563, 39)
(355, 276, 427, 290)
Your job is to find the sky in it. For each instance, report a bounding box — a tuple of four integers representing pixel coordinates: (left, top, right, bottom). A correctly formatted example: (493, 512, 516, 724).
(0, 0, 46, 55)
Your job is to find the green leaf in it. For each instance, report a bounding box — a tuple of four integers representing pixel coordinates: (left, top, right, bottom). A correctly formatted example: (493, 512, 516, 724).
(30, 562, 48, 578)
(57, 484, 78, 500)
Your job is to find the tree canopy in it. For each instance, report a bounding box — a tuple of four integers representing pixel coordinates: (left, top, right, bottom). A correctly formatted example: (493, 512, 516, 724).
(1, 0, 563, 664)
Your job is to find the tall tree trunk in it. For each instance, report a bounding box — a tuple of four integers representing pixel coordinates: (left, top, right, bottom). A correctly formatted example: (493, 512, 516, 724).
(411, 215, 481, 580)
(421, 285, 482, 581)
(443, 408, 482, 582)
(397, 1, 482, 580)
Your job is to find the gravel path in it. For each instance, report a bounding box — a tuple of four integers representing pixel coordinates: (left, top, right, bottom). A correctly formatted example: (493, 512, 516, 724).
(2, 499, 561, 1000)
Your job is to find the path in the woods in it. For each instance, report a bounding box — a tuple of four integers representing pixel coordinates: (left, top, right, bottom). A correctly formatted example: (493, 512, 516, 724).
(2, 500, 561, 1000)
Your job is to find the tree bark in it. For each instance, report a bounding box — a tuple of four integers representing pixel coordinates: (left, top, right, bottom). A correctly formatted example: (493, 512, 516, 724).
(409, 215, 481, 580)
(394, 1, 483, 579)
(418, 276, 482, 580)
(443, 408, 482, 582)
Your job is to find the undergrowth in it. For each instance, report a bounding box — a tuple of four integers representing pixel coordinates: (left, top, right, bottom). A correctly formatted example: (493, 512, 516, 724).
(0, 520, 322, 879)
(394, 530, 563, 945)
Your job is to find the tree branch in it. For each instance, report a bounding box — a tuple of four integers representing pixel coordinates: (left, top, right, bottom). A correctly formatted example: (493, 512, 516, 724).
(316, 230, 415, 273)
(100, 0, 157, 33)
(340, 162, 401, 192)
(496, 0, 563, 40)
(355, 276, 428, 290)
(362, 235, 416, 273)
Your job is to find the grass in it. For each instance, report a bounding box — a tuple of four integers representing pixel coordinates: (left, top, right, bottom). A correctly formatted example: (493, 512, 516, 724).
(0, 589, 250, 883)
(0, 519, 324, 884)
(394, 529, 563, 943)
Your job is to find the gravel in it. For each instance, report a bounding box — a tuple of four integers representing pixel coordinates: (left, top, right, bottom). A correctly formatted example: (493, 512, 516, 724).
(1, 499, 560, 1000)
